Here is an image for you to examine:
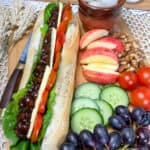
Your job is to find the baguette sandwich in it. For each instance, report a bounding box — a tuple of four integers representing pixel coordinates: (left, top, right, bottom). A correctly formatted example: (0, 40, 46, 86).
(2, 2, 80, 150)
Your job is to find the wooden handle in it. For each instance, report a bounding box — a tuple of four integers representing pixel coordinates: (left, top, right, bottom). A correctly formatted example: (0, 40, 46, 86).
(0, 68, 23, 108)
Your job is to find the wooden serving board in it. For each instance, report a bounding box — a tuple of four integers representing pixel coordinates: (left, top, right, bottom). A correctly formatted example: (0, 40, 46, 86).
(8, 17, 134, 80)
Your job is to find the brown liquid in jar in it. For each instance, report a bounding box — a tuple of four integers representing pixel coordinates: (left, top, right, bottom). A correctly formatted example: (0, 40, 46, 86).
(78, 0, 125, 30)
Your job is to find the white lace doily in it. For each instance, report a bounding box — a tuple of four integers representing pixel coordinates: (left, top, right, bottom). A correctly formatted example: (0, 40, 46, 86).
(121, 8, 150, 53)
(0, 1, 150, 150)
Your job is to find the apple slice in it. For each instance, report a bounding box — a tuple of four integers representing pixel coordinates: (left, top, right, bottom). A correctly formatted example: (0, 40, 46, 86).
(80, 47, 118, 65)
(82, 65, 119, 84)
(87, 41, 116, 50)
(87, 63, 119, 71)
(98, 37, 124, 53)
(80, 29, 109, 49)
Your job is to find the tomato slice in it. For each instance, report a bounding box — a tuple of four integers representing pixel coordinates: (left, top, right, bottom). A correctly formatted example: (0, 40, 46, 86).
(55, 40, 62, 53)
(57, 4, 72, 45)
(54, 51, 61, 71)
(31, 114, 43, 143)
(38, 90, 49, 114)
(38, 69, 57, 113)
(62, 3, 72, 22)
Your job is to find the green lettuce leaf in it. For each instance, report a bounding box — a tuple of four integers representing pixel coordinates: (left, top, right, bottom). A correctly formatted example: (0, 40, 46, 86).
(38, 88, 56, 141)
(44, 3, 58, 24)
(2, 88, 28, 146)
(11, 141, 29, 150)
(40, 24, 48, 38)
(30, 143, 40, 150)
(26, 49, 41, 88)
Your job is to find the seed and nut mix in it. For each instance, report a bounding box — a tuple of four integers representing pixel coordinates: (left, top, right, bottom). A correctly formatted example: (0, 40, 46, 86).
(113, 33, 146, 73)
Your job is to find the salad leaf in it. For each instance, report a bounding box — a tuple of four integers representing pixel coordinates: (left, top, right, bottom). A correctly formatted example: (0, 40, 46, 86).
(38, 88, 56, 141)
(26, 49, 41, 88)
(11, 141, 29, 150)
(2, 88, 28, 146)
(30, 143, 40, 150)
(2, 48, 42, 146)
(44, 3, 58, 24)
(40, 24, 48, 38)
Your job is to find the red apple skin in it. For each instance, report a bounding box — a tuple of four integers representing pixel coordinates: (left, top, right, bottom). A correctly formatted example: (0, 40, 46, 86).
(99, 37, 124, 53)
(82, 67, 119, 85)
(80, 29, 109, 49)
(80, 47, 118, 64)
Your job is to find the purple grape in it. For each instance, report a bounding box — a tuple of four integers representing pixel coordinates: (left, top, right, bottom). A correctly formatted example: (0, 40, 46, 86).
(140, 111, 150, 127)
(134, 144, 150, 150)
(136, 128, 150, 145)
(116, 105, 130, 115)
(94, 124, 109, 145)
(121, 127, 136, 145)
(79, 130, 95, 148)
(60, 143, 77, 150)
(108, 132, 122, 150)
(109, 115, 127, 130)
(115, 106, 131, 125)
(66, 132, 79, 146)
(131, 108, 146, 125)
(95, 141, 104, 150)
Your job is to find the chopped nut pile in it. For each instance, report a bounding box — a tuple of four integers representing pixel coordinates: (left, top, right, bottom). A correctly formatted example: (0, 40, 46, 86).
(113, 33, 146, 73)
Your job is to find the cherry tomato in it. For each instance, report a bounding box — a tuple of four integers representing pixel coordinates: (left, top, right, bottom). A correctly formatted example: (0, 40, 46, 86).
(137, 67, 150, 87)
(130, 86, 150, 110)
(118, 71, 138, 90)
(31, 114, 43, 142)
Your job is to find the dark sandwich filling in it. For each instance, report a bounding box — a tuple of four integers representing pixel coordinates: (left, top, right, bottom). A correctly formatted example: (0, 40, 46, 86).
(15, 7, 59, 139)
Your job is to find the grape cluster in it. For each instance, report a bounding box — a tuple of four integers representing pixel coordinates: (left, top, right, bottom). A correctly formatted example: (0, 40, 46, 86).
(60, 106, 150, 150)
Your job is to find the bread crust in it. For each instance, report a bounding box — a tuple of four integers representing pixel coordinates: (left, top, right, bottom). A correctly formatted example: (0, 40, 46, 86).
(41, 16, 80, 150)
(19, 11, 44, 89)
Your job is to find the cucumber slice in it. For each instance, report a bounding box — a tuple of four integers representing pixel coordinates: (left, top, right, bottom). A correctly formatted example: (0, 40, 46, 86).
(71, 108, 103, 134)
(71, 98, 99, 115)
(75, 82, 102, 100)
(96, 100, 113, 125)
(100, 85, 129, 109)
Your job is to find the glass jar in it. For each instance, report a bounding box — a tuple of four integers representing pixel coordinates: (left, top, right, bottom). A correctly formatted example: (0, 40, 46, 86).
(78, 0, 125, 30)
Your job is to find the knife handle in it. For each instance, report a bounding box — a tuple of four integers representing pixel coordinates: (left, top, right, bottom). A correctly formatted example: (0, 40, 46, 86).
(0, 67, 23, 108)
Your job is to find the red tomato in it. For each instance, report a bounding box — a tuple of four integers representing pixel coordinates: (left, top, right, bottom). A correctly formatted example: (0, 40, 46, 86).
(130, 86, 150, 110)
(137, 67, 150, 87)
(31, 114, 43, 142)
(118, 71, 138, 90)
(38, 69, 57, 113)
